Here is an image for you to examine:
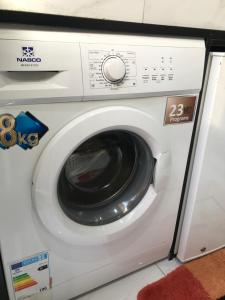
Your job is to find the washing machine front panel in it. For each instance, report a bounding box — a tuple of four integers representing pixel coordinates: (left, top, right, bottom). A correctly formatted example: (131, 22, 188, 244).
(0, 96, 200, 300)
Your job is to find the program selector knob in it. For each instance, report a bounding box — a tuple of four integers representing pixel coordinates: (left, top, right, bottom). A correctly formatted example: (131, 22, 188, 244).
(102, 56, 126, 83)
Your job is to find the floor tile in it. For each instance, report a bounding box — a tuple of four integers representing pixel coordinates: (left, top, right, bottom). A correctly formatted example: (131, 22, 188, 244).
(157, 258, 181, 275)
(75, 264, 164, 300)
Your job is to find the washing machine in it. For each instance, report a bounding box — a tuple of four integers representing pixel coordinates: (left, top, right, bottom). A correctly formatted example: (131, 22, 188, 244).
(0, 26, 205, 300)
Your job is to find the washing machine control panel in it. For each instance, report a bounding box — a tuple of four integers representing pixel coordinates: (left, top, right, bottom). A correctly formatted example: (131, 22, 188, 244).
(81, 43, 205, 100)
(87, 49, 174, 88)
(85, 49, 137, 89)
(0, 32, 205, 105)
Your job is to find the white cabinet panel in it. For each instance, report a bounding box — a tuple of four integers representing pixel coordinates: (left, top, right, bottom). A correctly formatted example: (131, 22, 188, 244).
(178, 54, 225, 262)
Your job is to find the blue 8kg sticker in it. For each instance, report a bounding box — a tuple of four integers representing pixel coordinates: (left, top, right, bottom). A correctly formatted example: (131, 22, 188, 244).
(0, 112, 48, 150)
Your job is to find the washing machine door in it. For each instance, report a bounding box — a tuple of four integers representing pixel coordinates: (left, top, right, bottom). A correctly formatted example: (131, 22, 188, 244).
(58, 129, 154, 226)
(33, 106, 170, 246)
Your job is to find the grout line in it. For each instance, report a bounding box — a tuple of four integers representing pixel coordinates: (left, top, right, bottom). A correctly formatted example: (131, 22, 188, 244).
(155, 263, 167, 276)
(142, 0, 146, 23)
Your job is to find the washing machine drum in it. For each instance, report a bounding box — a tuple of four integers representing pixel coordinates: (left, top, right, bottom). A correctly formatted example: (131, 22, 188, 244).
(57, 130, 155, 226)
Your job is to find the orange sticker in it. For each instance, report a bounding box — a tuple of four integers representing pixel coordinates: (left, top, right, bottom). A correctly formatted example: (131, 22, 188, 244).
(164, 96, 197, 125)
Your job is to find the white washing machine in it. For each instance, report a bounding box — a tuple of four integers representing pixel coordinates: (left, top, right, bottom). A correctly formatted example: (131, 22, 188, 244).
(0, 26, 205, 300)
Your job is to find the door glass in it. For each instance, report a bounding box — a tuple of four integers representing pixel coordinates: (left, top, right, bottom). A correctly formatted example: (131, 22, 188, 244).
(57, 130, 155, 226)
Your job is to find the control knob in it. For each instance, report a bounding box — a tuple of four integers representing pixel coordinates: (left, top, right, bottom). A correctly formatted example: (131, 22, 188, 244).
(102, 56, 126, 83)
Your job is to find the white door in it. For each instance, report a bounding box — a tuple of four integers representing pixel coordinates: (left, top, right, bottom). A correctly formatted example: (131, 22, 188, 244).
(32, 105, 170, 246)
(178, 53, 225, 261)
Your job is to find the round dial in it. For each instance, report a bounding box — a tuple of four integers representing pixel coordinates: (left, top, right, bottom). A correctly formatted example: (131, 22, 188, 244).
(102, 56, 126, 83)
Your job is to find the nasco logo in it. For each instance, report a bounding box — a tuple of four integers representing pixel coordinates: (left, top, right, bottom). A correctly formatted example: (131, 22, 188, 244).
(0, 112, 48, 150)
(17, 46, 42, 63)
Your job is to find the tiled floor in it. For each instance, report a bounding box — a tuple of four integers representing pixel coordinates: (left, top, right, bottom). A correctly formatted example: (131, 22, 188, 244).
(75, 258, 181, 300)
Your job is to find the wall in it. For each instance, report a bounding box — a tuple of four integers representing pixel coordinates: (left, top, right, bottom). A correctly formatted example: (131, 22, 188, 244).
(1, 0, 225, 30)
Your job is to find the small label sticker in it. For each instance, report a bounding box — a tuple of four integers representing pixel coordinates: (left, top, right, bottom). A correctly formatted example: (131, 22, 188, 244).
(164, 96, 197, 125)
(10, 252, 50, 300)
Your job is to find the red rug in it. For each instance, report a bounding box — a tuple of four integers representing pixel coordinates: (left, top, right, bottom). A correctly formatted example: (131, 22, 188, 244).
(138, 248, 225, 300)
(137, 265, 212, 300)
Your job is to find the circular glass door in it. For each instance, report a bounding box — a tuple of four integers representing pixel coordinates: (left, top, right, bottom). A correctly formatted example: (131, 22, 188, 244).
(57, 130, 155, 226)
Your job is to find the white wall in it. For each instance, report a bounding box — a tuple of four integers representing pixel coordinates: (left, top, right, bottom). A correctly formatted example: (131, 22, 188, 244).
(1, 0, 225, 30)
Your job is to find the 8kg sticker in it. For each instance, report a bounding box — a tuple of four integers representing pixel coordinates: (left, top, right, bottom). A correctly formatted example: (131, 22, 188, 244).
(0, 111, 48, 150)
(164, 96, 197, 125)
